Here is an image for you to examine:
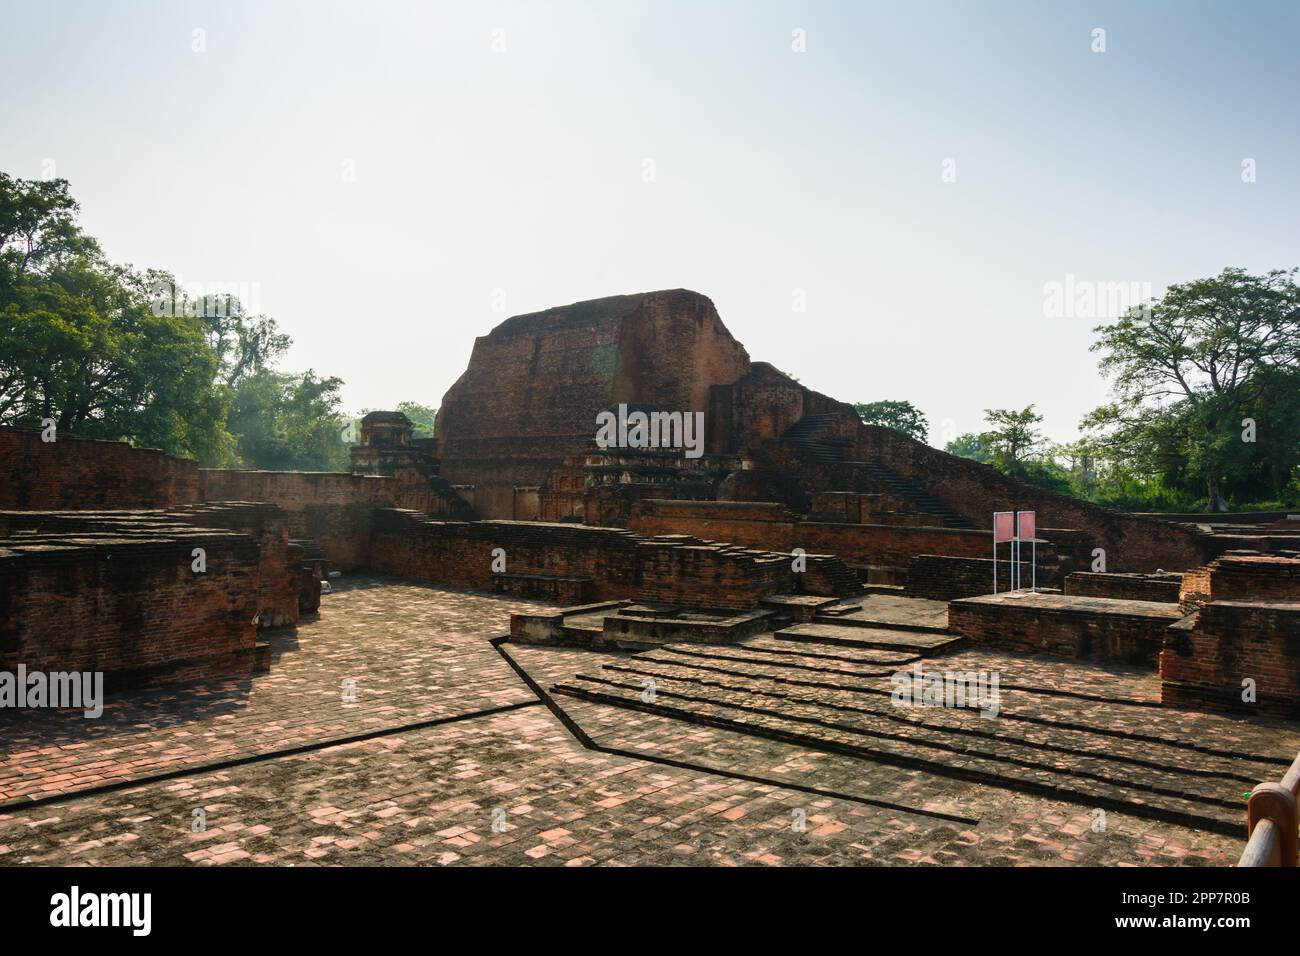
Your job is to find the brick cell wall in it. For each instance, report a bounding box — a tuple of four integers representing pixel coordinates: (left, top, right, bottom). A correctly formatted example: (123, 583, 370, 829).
(367, 512, 803, 610)
(1064, 572, 1183, 603)
(946, 601, 1174, 666)
(1161, 554, 1300, 717)
(0, 426, 199, 510)
(171, 503, 303, 628)
(628, 499, 992, 568)
(905, 555, 1042, 602)
(1161, 603, 1300, 719)
(0, 538, 262, 686)
(198, 470, 455, 571)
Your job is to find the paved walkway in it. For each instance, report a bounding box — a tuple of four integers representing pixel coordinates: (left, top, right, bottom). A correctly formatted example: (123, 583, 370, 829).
(0, 578, 1284, 866)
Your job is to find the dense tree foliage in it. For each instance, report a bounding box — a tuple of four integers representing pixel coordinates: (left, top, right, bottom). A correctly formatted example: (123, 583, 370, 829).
(395, 401, 437, 438)
(853, 400, 928, 442)
(941, 271, 1300, 510)
(1083, 268, 1300, 510)
(0, 173, 364, 469)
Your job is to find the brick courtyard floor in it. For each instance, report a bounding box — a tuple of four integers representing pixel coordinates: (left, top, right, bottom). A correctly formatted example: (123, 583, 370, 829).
(0, 576, 1291, 866)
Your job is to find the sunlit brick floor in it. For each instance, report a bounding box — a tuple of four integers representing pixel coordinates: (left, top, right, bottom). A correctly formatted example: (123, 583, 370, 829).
(0, 575, 1291, 866)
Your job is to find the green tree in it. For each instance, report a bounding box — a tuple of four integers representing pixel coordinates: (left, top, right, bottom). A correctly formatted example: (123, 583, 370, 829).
(1086, 267, 1300, 510)
(0, 177, 232, 462)
(396, 401, 438, 438)
(228, 370, 349, 470)
(853, 400, 928, 442)
(979, 406, 1047, 471)
(944, 432, 995, 463)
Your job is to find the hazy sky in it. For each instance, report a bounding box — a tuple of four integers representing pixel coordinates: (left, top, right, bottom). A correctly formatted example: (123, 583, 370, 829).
(3, 0, 1297, 445)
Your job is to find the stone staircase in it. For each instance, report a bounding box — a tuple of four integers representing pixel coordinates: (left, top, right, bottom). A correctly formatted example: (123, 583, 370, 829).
(782, 413, 975, 529)
(549, 623, 1283, 836)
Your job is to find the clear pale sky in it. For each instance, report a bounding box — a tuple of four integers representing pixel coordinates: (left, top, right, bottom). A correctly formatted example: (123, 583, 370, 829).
(3, 0, 1297, 445)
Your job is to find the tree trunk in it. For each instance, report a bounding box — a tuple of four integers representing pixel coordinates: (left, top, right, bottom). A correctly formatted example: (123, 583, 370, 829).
(1207, 473, 1228, 512)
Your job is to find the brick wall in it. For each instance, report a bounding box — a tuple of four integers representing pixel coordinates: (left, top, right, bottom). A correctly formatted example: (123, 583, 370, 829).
(905, 555, 1045, 602)
(627, 498, 993, 569)
(947, 595, 1182, 666)
(368, 511, 818, 610)
(0, 530, 265, 688)
(170, 502, 303, 628)
(1064, 572, 1183, 603)
(198, 469, 450, 571)
(1161, 602, 1300, 718)
(1, 505, 307, 633)
(0, 426, 198, 510)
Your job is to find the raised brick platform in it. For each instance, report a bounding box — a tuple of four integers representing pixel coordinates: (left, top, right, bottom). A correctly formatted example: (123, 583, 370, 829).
(947, 592, 1185, 666)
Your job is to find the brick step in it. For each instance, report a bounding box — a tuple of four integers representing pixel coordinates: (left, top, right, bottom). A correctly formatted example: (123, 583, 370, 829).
(651, 642, 919, 679)
(778, 622, 963, 654)
(491, 572, 594, 604)
(598, 652, 1278, 780)
(740, 633, 922, 666)
(550, 675, 1251, 834)
(810, 613, 952, 635)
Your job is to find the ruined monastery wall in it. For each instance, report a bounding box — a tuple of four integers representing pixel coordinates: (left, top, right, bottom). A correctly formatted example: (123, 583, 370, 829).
(0, 426, 199, 510)
(851, 423, 1206, 572)
(0, 528, 265, 687)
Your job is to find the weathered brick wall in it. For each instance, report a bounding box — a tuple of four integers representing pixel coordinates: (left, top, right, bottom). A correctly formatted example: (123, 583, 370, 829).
(170, 502, 303, 628)
(0, 426, 198, 510)
(199, 470, 445, 571)
(850, 421, 1207, 572)
(1, 505, 306, 633)
(810, 491, 912, 523)
(1064, 571, 1183, 603)
(627, 499, 992, 569)
(369, 514, 634, 596)
(368, 511, 810, 610)
(0, 531, 265, 688)
(905, 555, 1045, 602)
(1161, 602, 1300, 718)
(947, 596, 1181, 665)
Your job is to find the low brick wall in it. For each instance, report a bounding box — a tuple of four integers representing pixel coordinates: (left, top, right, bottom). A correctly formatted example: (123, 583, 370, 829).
(0, 529, 266, 688)
(628, 499, 993, 568)
(2, 505, 307, 632)
(198, 469, 472, 571)
(905, 555, 1039, 602)
(1065, 571, 1182, 604)
(1179, 553, 1300, 609)
(1161, 602, 1300, 718)
(0, 426, 198, 510)
(368, 511, 834, 610)
(171, 502, 304, 629)
(947, 593, 1184, 666)
(491, 573, 592, 604)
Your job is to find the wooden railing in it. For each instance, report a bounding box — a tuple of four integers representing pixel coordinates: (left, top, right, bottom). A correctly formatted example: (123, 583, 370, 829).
(1239, 751, 1300, 866)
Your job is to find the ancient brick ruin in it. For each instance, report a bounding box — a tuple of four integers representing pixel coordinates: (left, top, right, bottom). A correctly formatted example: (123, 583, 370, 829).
(2, 288, 1297, 705)
(2, 289, 1298, 868)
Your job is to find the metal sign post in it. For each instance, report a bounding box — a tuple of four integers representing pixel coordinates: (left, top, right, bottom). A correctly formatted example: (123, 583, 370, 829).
(1017, 511, 1037, 593)
(993, 512, 1014, 594)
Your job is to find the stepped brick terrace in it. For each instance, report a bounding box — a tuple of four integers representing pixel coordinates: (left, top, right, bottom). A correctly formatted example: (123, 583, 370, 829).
(2, 290, 1298, 867)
